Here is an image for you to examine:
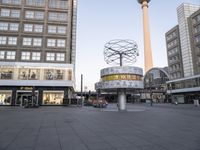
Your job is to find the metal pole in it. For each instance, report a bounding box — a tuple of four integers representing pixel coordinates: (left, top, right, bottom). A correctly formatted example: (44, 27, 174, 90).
(120, 53, 123, 66)
(80, 74, 83, 106)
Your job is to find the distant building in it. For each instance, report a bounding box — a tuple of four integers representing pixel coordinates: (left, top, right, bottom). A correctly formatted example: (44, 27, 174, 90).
(0, 0, 77, 106)
(165, 3, 200, 103)
(143, 67, 169, 103)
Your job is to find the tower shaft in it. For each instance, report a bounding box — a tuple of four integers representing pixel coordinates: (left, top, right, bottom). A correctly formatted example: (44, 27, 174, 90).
(141, 0, 153, 73)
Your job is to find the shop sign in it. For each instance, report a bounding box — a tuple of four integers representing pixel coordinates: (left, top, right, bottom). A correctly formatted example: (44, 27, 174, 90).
(20, 87, 33, 90)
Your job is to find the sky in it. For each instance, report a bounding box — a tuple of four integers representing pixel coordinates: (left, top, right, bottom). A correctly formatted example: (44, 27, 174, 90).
(75, 0, 200, 92)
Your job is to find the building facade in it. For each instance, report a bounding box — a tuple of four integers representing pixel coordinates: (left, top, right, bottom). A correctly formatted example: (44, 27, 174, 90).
(165, 25, 184, 80)
(188, 9, 200, 75)
(165, 3, 200, 103)
(177, 3, 200, 77)
(0, 0, 77, 106)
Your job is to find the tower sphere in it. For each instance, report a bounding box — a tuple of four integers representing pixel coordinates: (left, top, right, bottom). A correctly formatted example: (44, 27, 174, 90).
(137, 0, 151, 4)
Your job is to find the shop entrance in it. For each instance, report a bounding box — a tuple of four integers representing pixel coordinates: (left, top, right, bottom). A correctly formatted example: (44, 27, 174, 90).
(16, 91, 38, 106)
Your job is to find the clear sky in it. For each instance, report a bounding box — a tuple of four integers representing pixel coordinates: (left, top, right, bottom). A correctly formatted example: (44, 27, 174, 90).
(75, 0, 200, 91)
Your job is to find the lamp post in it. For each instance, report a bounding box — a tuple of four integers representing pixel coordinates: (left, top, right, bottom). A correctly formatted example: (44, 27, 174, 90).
(169, 83, 172, 103)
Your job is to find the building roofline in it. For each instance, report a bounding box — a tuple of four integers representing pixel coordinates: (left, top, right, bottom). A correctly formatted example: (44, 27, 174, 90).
(144, 67, 170, 79)
(167, 74, 200, 83)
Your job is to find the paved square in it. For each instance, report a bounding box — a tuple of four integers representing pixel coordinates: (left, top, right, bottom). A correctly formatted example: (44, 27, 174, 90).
(0, 104, 200, 150)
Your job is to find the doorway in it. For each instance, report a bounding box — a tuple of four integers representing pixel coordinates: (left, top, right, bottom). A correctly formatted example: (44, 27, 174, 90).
(16, 91, 38, 106)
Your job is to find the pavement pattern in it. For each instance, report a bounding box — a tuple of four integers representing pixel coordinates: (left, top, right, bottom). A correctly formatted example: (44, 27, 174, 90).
(0, 104, 200, 150)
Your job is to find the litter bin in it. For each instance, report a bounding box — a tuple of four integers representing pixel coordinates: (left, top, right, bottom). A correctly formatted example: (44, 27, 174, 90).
(194, 99, 199, 107)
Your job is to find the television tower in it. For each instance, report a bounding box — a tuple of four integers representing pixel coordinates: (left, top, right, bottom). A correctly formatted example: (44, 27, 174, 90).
(138, 0, 153, 73)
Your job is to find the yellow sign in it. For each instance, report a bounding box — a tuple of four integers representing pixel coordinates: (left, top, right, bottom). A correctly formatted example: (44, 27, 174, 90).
(20, 87, 33, 90)
(102, 74, 142, 81)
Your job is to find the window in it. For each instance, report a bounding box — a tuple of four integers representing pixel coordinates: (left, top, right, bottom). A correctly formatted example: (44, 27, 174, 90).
(43, 91, 64, 105)
(48, 25, 56, 33)
(56, 53, 65, 61)
(57, 26, 66, 34)
(11, 10, 20, 18)
(9, 23, 19, 31)
(49, 12, 57, 20)
(21, 52, 30, 60)
(26, 0, 45, 6)
(33, 38, 42, 46)
(35, 11, 44, 19)
(13, 0, 21, 4)
(58, 13, 67, 21)
(59, 1, 68, 9)
(24, 24, 43, 32)
(2, 0, 21, 5)
(25, 11, 44, 19)
(1, 9, 10, 17)
(193, 15, 200, 24)
(49, 0, 68, 9)
(23, 38, 32, 46)
(25, 11, 34, 19)
(48, 12, 67, 21)
(32, 52, 40, 60)
(8, 37, 17, 45)
(195, 35, 200, 43)
(6, 51, 16, 60)
(57, 39, 65, 47)
(47, 39, 56, 47)
(46, 53, 55, 61)
(24, 24, 33, 32)
(0, 22, 8, 31)
(48, 25, 67, 34)
(34, 24, 43, 32)
(0, 51, 5, 59)
(0, 36, 7, 45)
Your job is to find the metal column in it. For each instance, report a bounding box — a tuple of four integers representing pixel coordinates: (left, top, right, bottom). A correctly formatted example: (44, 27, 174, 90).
(117, 89, 126, 111)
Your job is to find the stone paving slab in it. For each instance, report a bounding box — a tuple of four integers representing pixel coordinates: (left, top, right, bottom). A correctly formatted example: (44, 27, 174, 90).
(0, 104, 200, 150)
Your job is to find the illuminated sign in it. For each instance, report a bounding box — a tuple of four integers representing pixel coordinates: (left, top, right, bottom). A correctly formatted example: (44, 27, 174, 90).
(102, 74, 142, 81)
(20, 87, 33, 90)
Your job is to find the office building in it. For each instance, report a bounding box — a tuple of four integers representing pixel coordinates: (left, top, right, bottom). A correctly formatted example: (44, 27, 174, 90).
(165, 3, 200, 103)
(0, 0, 77, 105)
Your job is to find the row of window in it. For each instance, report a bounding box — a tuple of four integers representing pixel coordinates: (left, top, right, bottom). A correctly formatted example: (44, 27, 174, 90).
(170, 72, 181, 80)
(169, 77, 200, 90)
(194, 24, 200, 34)
(168, 47, 179, 56)
(169, 63, 181, 72)
(0, 22, 67, 34)
(0, 68, 72, 81)
(49, 0, 68, 9)
(195, 47, 200, 53)
(195, 35, 200, 43)
(166, 31, 177, 42)
(1, 0, 68, 9)
(167, 39, 178, 49)
(0, 22, 19, 31)
(0, 9, 20, 18)
(169, 55, 180, 63)
(0, 36, 17, 45)
(0, 51, 15, 60)
(1, 0, 21, 5)
(0, 91, 65, 105)
(0, 9, 68, 21)
(0, 51, 65, 61)
(193, 14, 200, 25)
(0, 36, 66, 48)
